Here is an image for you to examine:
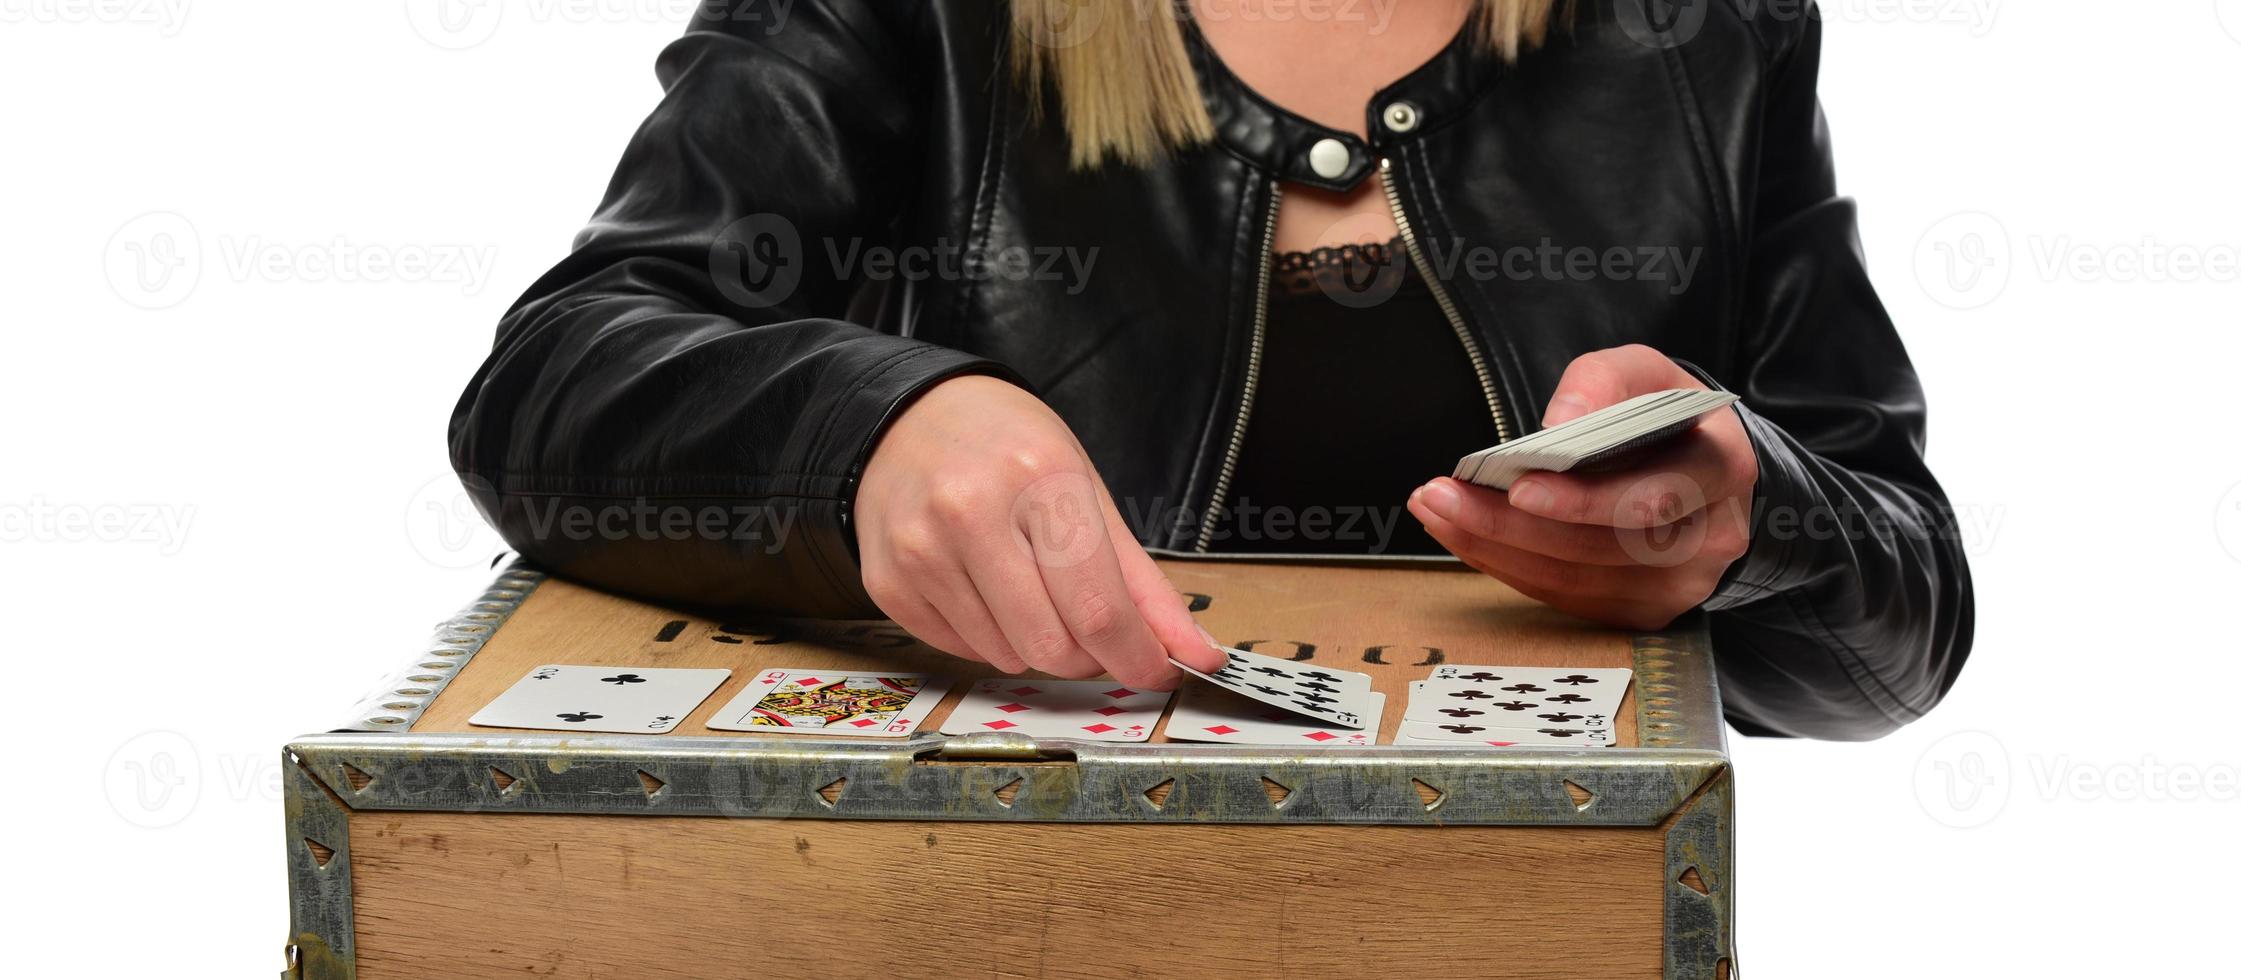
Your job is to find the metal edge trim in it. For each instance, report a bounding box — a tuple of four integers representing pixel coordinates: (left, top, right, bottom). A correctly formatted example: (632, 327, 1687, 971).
(330, 561, 548, 733)
(1662, 766, 1737, 979)
(285, 732, 1726, 827)
(1634, 613, 1726, 755)
(282, 752, 358, 980)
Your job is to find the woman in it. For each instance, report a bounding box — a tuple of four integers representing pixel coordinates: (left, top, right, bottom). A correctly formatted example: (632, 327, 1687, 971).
(449, 0, 1973, 740)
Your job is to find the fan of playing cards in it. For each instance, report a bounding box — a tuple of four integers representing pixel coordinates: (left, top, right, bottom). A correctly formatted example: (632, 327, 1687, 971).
(1453, 388, 1738, 490)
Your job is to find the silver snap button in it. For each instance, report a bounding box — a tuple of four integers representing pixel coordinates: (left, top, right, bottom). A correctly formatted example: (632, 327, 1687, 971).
(1383, 102, 1420, 133)
(1307, 138, 1352, 180)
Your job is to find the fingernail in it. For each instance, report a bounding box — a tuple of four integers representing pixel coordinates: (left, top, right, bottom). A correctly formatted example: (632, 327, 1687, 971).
(1419, 480, 1461, 521)
(1196, 624, 1222, 650)
(1509, 480, 1555, 515)
(1547, 394, 1592, 422)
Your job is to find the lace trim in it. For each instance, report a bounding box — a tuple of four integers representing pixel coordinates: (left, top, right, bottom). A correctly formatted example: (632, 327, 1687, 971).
(1272, 237, 1415, 298)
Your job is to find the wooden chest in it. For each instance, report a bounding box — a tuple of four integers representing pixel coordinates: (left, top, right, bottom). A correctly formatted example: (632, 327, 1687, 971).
(282, 557, 1734, 978)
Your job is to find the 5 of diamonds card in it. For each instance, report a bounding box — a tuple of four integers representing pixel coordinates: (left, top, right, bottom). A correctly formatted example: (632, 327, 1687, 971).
(938, 679, 1171, 742)
(1162, 684, 1386, 746)
(705, 668, 954, 737)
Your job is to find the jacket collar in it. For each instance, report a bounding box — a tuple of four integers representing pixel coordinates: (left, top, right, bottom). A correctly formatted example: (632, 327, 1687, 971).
(1180, 13, 1505, 193)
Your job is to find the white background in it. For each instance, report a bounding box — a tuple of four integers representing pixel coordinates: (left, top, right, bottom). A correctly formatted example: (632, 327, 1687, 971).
(5, 1, 2238, 975)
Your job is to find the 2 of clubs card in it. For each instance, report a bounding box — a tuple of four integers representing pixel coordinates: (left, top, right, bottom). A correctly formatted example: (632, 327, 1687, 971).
(469, 664, 732, 734)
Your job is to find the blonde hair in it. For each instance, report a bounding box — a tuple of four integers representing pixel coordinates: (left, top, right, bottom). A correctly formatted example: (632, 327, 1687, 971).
(1012, 0, 1566, 169)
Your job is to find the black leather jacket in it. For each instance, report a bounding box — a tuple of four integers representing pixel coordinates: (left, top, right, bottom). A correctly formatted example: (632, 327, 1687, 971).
(450, 0, 1973, 740)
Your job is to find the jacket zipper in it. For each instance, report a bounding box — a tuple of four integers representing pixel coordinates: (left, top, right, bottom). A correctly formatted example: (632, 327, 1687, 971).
(1379, 156, 1513, 444)
(1194, 181, 1284, 552)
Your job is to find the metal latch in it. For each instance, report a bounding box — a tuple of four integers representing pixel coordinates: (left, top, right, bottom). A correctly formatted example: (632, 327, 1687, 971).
(919, 732, 1075, 764)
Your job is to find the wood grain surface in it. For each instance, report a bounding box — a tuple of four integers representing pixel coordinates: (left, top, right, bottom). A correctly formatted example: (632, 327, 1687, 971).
(412, 559, 1640, 746)
(348, 810, 1667, 980)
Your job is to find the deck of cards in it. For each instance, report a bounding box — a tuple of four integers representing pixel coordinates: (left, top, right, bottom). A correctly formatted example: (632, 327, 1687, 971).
(1453, 388, 1738, 490)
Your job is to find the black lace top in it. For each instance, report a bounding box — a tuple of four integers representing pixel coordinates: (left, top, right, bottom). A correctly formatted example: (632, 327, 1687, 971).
(1203, 239, 1498, 555)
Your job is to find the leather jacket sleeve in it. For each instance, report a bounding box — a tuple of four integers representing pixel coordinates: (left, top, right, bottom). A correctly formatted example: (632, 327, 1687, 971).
(1696, 11, 1975, 740)
(447, 1, 1014, 618)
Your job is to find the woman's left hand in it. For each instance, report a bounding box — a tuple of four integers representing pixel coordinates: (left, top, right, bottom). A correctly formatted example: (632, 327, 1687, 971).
(1406, 345, 1760, 630)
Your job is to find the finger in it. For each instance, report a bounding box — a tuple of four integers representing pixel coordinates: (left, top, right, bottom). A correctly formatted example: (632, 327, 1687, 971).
(909, 568, 1031, 674)
(873, 591, 983, 663)
(1419, 515, 1687, 629)
(1014, 479, 1177, 690)
(861, 533, 1020, 671)
(1506, 434, 1742, 529)
(1543, 344, 1696, 426)
(1416, 507, 1668, 603)
(1100, 493, 1223, 676)
(1412, 478, 1683, 566)
(962, 531, 1105, 680)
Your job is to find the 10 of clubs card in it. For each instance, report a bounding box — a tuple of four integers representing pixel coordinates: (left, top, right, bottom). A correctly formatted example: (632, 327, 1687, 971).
(1171, 645, 1376, 730)
(705, 668, 954, 737)
(469, 664, 731, 734)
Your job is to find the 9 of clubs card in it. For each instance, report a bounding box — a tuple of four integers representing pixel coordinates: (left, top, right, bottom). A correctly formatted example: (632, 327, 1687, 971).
(469, 664, 731, 734)
(705, 668, 953, 737)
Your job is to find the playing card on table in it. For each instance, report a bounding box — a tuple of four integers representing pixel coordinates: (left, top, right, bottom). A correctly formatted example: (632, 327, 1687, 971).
(1395, 719, 1616, 748)
(1420, 665, 1633, 719)
(938, 679, 1171, 742)
(1171, 645, 1375, 730)
(469, 664, 730, 734)
(704, 668, 953, 737)
(1163, 686, 1386, 747)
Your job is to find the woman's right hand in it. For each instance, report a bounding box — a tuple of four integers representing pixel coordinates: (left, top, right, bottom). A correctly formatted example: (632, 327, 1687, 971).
(855, 375, 1226, 689)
